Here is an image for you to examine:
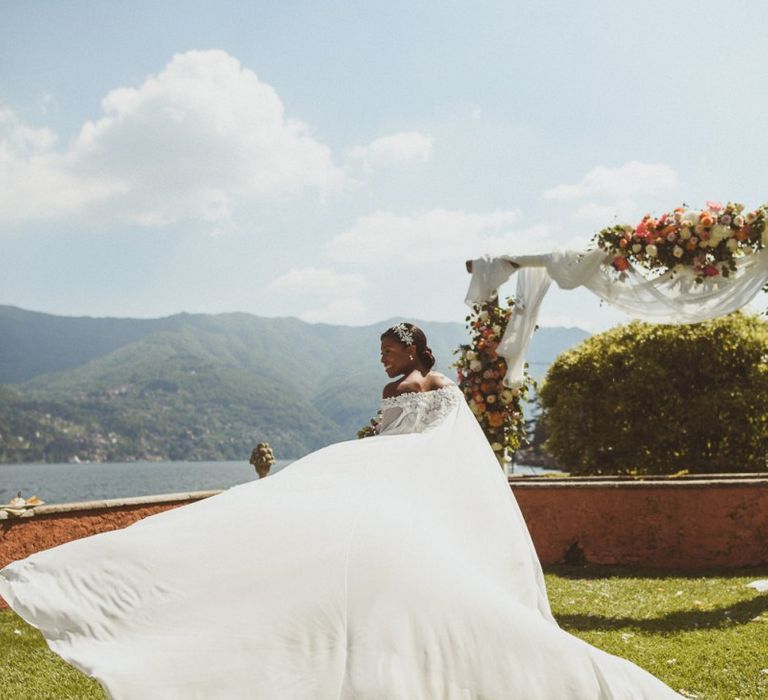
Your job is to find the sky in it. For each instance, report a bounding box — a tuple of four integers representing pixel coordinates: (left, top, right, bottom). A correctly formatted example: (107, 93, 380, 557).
(2, 0, 767, 331)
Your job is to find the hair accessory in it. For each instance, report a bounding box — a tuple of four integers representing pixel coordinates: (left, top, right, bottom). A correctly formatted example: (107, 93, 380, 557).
(390, 323, 415, 346)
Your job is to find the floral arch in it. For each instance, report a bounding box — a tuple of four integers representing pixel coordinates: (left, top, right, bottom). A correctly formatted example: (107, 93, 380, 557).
(458, 202, 768, 466)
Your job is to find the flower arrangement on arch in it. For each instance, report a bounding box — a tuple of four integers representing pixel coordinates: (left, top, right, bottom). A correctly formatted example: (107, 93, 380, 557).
(595, 201, 768, 282)
(453, 297, 533, 467)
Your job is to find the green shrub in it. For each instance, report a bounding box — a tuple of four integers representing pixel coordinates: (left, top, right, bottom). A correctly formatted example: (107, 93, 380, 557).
(539, 313, 768, 475)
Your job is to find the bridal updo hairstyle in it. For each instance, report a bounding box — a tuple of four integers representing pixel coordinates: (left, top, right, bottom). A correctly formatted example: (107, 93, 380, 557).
(380, 322, 436, 370)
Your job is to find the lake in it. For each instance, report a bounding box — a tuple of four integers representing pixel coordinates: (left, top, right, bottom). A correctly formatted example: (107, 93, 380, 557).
(0, 460, 549, 505)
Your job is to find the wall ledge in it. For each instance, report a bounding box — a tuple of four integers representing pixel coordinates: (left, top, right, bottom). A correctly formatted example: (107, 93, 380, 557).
(509, 473, 768, 489)
(0, 490, 221, 519)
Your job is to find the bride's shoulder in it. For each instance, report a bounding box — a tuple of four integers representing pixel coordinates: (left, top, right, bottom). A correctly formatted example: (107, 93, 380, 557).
(382, 378, 422, 399)
(381, 373, 455, 399)
(424, 372, 453, 390)
(382, 381, 404, 399)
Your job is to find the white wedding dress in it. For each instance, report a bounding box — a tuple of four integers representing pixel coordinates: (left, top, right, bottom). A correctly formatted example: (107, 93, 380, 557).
(0, 384, 683, 699)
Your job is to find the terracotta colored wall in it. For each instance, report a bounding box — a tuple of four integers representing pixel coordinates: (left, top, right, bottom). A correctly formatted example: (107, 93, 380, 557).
(0, 498, 197, 610)
(511, 481, 768, 568)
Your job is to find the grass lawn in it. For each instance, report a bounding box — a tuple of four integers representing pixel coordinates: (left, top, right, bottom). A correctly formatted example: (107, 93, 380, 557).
(1, 565, 766, 699)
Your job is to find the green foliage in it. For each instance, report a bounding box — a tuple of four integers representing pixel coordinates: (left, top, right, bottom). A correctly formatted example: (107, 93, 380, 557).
(539, 313, 768, 474)
(546, 565, 768, 700)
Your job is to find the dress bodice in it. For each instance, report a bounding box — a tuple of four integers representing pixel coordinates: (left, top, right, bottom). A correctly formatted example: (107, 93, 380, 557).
(377, 383, 463, 436)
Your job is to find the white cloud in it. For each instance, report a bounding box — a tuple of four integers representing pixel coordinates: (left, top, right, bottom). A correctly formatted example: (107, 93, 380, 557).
(268, 266, 368, 296)
(0, 50, 343, 228)
(267, 267, 369, 324)
(299, 298, 367, 325)
(0, 108, 57, 151)
(325, 208, 554, 264)
(345, 131, 433, 170)
(543, 161, 679, 202)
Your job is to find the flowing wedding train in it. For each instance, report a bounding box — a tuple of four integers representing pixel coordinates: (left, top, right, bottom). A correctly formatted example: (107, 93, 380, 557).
(0, 384, 683, 699)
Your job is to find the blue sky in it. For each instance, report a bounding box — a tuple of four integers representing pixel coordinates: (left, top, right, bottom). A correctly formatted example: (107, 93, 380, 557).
(2, 0, 767, 330)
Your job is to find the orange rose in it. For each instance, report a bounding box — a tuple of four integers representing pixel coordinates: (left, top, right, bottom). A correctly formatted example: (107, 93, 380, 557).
(488, 412, 504, 428)
(700, 213, 714, 227)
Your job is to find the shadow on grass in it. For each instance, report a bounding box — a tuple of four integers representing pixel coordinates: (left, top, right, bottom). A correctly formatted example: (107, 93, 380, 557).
(545, 564, 768, 581)
(555, 595, 768, 633)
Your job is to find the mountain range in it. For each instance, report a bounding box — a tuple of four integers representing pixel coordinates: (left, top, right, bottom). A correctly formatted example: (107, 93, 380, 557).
(0, 305, 589, 463)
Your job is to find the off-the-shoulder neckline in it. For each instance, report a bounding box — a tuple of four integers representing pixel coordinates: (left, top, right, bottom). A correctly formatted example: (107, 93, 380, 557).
(380, 383, 459, 404)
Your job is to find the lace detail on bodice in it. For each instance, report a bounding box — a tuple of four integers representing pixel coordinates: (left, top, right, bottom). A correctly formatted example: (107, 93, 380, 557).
(377, 383, 463, 436)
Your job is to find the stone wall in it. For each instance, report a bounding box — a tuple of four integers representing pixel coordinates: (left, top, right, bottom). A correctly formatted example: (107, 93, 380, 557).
(510, 475, 768, 569)
(1, 477, 766, 610)
(0, 492, 216, 610)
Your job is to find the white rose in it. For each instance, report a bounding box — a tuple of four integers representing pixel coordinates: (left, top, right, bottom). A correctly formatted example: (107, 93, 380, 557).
(646, 244, 658, 257)
(681, 210, 698, 224)
(466, 350, 477, 361)
(726, 238, 738, 251)
(734, 215, 744, 227)
(500, 389, 514, 404)
(673, 246, 684, 258)
(491, 442, 503, 451)
(478, 311, 489, 321)
(487, 394, 496, 404)
(632, 243, 642, 253)
(710, 224, 729, 243)
(680, 228, 691, 240)
(469, 360, 482, 372)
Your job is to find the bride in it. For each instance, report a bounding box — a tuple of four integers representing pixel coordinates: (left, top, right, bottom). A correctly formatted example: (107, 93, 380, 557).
(0, 323, 683, 699)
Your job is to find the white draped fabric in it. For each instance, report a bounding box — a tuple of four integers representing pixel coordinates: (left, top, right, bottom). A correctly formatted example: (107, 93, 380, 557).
(0, 385, 682, 699)
(465, 248, 768, 388)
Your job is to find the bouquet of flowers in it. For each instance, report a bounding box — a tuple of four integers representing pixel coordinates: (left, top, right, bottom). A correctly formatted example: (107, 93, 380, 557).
(356, 414, 381, 439)
(453, 297, 533, 467)
(595, 201, 768, 281)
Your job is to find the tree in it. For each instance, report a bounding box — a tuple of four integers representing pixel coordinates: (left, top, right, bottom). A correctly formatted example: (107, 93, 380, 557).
(539, 312, 768, 475)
